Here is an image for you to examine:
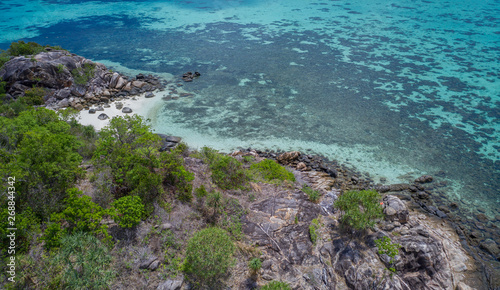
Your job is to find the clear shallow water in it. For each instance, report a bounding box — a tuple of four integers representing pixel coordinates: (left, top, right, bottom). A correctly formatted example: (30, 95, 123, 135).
(1, 0, 499, 217)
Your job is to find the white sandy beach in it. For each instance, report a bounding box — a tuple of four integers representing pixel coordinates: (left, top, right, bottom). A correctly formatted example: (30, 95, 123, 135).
(76, 90, 165, 131)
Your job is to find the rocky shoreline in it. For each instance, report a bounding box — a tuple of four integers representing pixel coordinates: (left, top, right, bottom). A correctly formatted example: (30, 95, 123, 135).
(1, 48, 498, 289)
(234, 148, 500, 289)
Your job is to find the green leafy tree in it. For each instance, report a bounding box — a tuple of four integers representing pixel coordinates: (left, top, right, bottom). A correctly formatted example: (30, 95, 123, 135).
(0, 108, 83, 218)
(0, 207, 39, 254)
(182, 227, 235, 286)
(334, 190, 384, 231)
(110, 195, 144, 228)
(92, 115, 163, 199)
(42, 222, 65, 250)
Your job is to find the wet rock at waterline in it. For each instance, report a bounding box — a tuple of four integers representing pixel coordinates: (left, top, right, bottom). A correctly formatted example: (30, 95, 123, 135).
(181, 71, 201, 82)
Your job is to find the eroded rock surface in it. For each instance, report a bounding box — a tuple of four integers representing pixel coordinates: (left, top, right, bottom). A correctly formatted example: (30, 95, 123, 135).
(241, 189, 477, 290)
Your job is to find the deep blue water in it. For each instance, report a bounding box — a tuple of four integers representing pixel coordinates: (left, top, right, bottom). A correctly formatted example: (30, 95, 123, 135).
(1, 0, 499, 219)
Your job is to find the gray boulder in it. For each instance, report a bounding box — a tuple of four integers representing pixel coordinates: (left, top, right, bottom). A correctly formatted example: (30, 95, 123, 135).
(157, 276, 183, 290)
(98, 113, 109, 120)
(383, 195, 409, 224)
(139, 256, 159, 270)
(165, 136, 182, 143)
(122, 107, 132, 113)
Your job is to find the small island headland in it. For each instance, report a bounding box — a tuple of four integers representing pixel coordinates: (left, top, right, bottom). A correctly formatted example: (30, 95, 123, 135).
(0, 42, 498, 289)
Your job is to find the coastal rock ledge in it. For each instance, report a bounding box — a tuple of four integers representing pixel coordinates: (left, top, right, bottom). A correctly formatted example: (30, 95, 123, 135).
(240, 191, 477, 290)
(0, 48, 163, 110)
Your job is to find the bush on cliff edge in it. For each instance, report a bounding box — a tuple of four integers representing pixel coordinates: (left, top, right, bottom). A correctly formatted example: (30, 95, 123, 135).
(335, 189, 384, 231)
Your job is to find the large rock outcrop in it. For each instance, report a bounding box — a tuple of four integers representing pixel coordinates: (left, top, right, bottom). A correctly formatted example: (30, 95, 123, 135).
(0, 49, 163, 110)
(240, 186, 476, 289)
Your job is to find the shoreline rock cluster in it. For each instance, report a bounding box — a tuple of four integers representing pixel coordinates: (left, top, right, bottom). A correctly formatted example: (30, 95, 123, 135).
(0, 48, 164, 111)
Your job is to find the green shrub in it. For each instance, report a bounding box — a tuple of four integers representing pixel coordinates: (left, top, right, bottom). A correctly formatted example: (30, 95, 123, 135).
(71, 63, 96, 85)
(14, 253, 64, 289)
(248, 258, 262, 273)
(205, 191, 223, 222)
(334, 190, 384, 231)
(249, 159, 295, 182)
(0, 53, 10, 69)
(111, 195, 144, 228)
(199, 147, 248, 190)
(55, 232, 115, 288)
(0, 78, 6, 97)
(194, 185, 208, 198)
(56, 63, 65, 73)
(162, 151, 194, 202)
(375, 236, 401, 273)
(302, 184, 320, 203)
(0, 98, 31, 117)
(182, 227, 235, 286)
(23, 86, 45, 105)
(242, 155, 254, 163)
(0, 207, 40, 254)
(42, 222, 65, 250)
(7, 41, 45, 56)
(50, 188, 111, 244)
(261, 281, 292, 290)
(309, 218, 320, 245)
(172, 141, 189, 156)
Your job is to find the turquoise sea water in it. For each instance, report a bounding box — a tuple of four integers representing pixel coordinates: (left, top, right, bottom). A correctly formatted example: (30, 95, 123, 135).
(1, 0, 499, 218)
